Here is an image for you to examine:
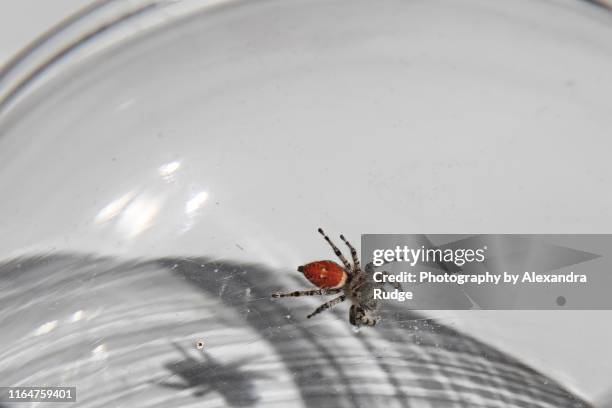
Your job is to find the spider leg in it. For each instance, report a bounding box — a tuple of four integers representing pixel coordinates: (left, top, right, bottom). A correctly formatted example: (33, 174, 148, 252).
(272, 288, 341, 298)
(340, 234, 360, 272)
(380, 271, 402, 290)
(349, 304, 380, 326)
(318, 228, 351, 270)
(307, 294, 346, 319)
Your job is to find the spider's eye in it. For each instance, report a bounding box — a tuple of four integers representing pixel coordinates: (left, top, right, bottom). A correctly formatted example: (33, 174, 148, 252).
(298, 260, 346, 289)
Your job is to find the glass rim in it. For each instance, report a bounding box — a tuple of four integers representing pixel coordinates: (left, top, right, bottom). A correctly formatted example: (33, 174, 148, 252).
(0, 0, 235, 116)
(0, 0, 610, 116)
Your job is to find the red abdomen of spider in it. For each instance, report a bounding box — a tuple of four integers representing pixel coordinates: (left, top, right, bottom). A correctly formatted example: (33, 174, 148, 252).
(298, 260, 347, 289)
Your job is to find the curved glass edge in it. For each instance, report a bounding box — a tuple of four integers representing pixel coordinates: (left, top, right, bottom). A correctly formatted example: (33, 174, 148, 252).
(0, 0, 610, 117)
(0, 0, 235, 116)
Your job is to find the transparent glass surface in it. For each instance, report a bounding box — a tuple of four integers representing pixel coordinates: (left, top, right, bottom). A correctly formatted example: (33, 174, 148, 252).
(1, 0, 612, 406)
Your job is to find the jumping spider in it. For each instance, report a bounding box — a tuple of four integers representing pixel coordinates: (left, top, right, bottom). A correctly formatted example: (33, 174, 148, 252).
(271, 228, 401, 327)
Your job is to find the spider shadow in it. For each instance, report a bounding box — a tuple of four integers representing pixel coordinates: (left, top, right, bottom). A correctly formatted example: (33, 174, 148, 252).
(154, 342, 271, 407)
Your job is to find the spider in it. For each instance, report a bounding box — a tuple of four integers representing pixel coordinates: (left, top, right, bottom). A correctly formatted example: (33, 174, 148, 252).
(271, 228, 401, 327)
